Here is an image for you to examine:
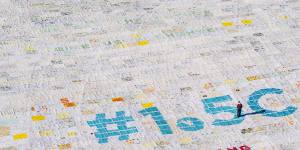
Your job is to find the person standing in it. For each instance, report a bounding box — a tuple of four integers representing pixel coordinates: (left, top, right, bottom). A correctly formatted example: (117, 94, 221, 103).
(237, 101, 243, 117)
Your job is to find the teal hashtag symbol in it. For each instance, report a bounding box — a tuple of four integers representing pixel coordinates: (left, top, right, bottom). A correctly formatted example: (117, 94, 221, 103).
(87, 111, 138, 143)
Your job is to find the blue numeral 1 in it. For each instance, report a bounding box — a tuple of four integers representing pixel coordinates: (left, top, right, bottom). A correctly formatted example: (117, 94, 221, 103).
(139, 107, 173, 134)
(248, 88, 297, 117)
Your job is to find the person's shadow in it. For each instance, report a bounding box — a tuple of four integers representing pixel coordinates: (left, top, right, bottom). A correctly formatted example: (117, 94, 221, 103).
(241, 110, 266, 117)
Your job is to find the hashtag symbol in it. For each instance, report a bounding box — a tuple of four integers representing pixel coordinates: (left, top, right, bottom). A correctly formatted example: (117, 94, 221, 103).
(87, 111, 138, 144)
